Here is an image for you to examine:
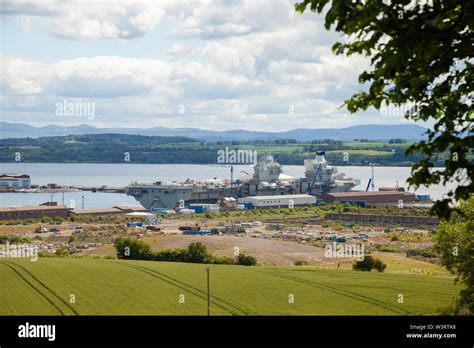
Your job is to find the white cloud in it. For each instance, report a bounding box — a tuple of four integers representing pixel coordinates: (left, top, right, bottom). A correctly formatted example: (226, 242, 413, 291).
(1, 0, 167, 39)
(0, 0, 405, 130)
(166, 44, 197, 60)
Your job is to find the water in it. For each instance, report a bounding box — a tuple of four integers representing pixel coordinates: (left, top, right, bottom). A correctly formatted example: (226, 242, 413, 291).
(0, 191, 139, 209)
(0, 163, 455, 208)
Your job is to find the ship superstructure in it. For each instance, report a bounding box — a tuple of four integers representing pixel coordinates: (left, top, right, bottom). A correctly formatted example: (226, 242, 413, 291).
(303, 151, 360, 194)
(125, 151, 360, 209)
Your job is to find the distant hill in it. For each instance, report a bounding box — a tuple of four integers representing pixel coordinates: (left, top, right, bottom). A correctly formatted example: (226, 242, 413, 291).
(0, 121, 427, 141)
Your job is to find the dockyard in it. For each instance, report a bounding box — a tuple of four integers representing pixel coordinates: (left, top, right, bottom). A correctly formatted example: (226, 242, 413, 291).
(0, 151, 438, 267)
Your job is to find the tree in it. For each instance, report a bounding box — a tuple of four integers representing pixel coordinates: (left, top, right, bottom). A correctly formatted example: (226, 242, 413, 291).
(295, 0, 473, 219)
(373, 258, 387, 272)
(434, 198, 474, 315)
(185, 242, 212, 263)
(114, 237, 152, 260)
(352, 255, 386, 272)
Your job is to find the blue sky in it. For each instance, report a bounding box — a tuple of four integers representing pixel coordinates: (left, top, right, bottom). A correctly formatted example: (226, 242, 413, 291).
(0, 0, 414, 131)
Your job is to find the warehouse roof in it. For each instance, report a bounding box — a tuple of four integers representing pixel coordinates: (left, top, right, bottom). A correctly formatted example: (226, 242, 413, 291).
(325, 191, 415, 197)
(0, 173, 30, 179)
(125, 212, 156, 216)
(243, 194, 315, 200)
(70, 208, 123, 215)
(113, 205, 146, 212)
(0, 205, 68, 213)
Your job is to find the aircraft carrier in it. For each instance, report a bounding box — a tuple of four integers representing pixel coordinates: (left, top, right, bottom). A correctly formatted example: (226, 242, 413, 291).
(125, 151, 360, 209)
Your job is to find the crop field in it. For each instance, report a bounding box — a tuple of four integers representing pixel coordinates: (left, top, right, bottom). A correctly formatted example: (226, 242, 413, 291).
(344, 141, 411, 148)
(0, 258, 458, 316)
(325, 149, 394, 156)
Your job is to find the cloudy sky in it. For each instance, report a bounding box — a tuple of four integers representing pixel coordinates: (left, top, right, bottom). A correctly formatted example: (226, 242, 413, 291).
(0, 0, 412, 131)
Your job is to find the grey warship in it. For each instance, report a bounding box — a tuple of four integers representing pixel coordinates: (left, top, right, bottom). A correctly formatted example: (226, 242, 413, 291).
(125, 151, 360, 209)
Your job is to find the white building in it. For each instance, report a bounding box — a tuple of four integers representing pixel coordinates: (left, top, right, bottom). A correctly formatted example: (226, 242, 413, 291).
(124, 212, 158, 224)
(238, 194, 316, 208)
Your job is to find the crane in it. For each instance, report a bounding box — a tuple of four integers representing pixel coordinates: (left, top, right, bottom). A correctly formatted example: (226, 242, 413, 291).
(308, 164, 322, 195)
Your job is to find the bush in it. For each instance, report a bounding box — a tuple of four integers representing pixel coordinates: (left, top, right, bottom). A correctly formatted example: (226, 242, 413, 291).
(55, 248, 70, 258)
(294, 260, 309, 266)
(113, 238, 257, 266)
(352, 256, 386, 272)
(373, 259, 387, 272)
(418, 248, 438, 258)
(38, 251, 55, 258)
(185, 242, 214, 263)
(352, 256, 375, 271)
(114, 237, 152, 260)
(153, 248, 187, 262)
(238, 253, 257, 266)
(0, 236, 28, 244)
(213, 255, 235, 265)
(374, 244, 401, 253)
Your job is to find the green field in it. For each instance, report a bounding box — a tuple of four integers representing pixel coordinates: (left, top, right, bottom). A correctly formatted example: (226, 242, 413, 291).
(0, 258, 458, 316)
(325, 149, 394, 156)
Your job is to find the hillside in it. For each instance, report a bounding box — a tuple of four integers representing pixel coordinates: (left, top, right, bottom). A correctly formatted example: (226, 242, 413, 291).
(0, 258, 457, 315)
(0, 133, 430, 165)
(0, 122, 428, 141)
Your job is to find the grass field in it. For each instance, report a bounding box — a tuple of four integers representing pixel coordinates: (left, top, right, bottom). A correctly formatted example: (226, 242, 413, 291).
(0, 258, 458, 316)
(325, 149, 394, 156)
(344, 141, 411, 148)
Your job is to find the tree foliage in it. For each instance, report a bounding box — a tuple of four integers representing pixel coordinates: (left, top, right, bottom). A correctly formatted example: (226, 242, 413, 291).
(352, 255, 387, 272)
(0, 133, 434, 166)
(237, 253, 258, 266)
(434, 198, 473, 315)
(114, 237, 152, 260)
(296, 0, 473, 218)
(114, 238, 256, 266)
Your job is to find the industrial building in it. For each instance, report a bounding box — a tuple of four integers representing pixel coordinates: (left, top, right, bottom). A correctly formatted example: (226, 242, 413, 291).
(0, 202, 69, 221)
(69, 205, 146, 217)
(238, 194, 316, 208)
(187, 204, 220, 213)
(0, 174, 31, 189)
(320, 191, 417, 205)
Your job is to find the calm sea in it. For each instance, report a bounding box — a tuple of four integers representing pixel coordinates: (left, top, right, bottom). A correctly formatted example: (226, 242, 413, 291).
(0, 163, 455, 208)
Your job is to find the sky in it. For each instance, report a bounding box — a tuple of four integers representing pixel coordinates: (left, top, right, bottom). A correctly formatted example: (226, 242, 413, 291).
(0, 0, 415, 131)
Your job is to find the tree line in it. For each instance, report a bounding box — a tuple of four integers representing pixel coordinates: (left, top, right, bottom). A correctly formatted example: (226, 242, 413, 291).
(0, 133, 440, 166)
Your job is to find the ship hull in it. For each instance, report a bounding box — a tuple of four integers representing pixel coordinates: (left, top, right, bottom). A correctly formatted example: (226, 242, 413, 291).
(126, 180, 357, 209)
